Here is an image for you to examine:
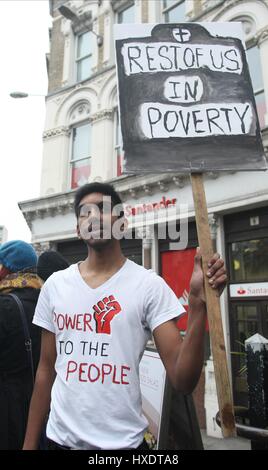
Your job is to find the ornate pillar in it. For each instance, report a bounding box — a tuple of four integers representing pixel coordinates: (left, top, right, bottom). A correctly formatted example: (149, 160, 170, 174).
(137, 226, 153, 270)
(90, 109, 114, 181)
(208, 214, 219, 252)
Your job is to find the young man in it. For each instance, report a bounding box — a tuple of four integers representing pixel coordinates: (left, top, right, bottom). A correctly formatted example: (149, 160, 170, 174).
(23, 183, 227, 450)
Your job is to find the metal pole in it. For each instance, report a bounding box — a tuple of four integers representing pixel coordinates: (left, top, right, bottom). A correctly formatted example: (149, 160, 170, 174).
(245, 333, 268, 450)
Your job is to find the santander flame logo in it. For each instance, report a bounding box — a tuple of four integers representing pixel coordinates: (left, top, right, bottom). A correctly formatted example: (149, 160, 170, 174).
(237, 287, 246, 295)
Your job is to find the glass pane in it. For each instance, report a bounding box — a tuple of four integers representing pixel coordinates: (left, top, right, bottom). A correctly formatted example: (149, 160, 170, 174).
(77, 31, 92, 59)
(255, 91, 266, 129)
(246, 46, 264, 92)
(165, 2, 185, 22)
(118, 4, 135, 24)
(72, 124, 91, 161)
(71, 158, 91, 189)
(77, 56, 92, 81)
(232, 305, 258, 402)
(230, 238, 268, 282)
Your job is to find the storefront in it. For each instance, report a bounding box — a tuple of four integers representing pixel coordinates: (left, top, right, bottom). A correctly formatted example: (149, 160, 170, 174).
(56, 234, 142, 266)
(225, 206, 268, 408)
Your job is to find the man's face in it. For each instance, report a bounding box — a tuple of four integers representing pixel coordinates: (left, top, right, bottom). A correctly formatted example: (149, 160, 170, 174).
(77, 192, 123, 248)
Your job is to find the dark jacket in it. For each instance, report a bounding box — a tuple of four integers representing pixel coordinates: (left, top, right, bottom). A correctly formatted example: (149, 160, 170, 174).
(0, 287, 41, 450)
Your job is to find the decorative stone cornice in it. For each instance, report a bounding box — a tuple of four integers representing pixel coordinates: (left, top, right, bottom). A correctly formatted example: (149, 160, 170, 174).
(43, 126, 71, 140)
(207, 172, 219, 180)
(90, 109, 113, 122)
(19, 191, 76, 229)
(172, 176, 186, 188)
(157, 181, 168, 192)
(19, 170, 244, 231)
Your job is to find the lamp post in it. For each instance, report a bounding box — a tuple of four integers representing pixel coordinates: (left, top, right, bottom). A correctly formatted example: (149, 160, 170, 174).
(10, 92, 45, 98)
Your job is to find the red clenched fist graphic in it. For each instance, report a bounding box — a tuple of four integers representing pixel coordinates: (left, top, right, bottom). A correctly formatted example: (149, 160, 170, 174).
(93, 295, 122, 334)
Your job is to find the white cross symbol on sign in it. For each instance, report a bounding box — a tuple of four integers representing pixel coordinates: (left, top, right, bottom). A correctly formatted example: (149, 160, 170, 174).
(172, 28, 191, 43)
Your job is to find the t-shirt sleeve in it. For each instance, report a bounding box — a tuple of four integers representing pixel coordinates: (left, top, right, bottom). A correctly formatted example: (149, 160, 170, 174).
(144, 272, 186, 332)
(33, 278, 55, 333)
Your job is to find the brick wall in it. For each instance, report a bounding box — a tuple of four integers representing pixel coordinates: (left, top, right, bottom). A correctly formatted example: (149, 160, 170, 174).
(48, 17, 65, 93)
(97, 13, 105, 69)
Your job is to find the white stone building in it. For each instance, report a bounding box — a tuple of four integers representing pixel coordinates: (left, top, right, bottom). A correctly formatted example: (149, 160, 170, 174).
(19, 0, 268, 436)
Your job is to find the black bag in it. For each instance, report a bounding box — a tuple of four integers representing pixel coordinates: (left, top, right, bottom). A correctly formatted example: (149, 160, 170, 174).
(8, 293, 48, 450)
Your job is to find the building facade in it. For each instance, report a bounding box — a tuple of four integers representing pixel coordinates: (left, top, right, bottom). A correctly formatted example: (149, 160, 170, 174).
(19, 0, 268, 437)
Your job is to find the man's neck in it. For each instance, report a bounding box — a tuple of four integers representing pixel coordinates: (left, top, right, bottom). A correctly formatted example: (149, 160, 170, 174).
(82, 241, 126, 274)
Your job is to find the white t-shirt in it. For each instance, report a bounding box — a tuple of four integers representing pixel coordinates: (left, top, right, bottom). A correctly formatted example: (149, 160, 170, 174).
(33, 259, 185, 450)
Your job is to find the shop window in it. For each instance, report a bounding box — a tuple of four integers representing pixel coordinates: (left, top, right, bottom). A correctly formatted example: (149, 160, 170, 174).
(70, 122, 91, 189)
(76, 31, 94, 81)
(246, 45, 266, 128)
(163, 0, 185, 22)
(230, 238, 268, 282)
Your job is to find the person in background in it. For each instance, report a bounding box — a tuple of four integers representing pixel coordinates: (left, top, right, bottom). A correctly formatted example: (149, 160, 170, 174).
(37, 251, 70, 282)
(0, 240, 43, 450)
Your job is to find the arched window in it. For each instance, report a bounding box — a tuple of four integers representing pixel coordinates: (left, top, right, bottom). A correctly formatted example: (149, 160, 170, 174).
(69, 102, 91, 189)
(231, 16, 266, 128)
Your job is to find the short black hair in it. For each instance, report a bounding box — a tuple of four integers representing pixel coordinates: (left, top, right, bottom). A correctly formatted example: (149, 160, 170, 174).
(74, 182, 124, 219)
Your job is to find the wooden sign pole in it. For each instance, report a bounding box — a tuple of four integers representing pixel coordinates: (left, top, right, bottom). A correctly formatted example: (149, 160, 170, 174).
(191, 172, 236, 437)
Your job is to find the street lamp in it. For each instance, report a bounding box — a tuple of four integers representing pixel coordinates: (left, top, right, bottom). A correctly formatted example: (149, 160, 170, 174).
(58, 4, 103, 47)
(10, 92, 45, 99)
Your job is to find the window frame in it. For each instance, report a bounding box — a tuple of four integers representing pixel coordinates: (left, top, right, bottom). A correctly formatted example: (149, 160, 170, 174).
(75, 31, 93, 82)
(162, 0, 186, 23)
(117, 1, 135, 24)
(69, 120, 92, 189)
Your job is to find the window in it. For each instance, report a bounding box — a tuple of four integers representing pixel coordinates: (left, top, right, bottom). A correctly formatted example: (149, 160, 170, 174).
(70, 122, 91, 189)
(118, 3, 135, 24)
(76, 31, 93, 82)
(163, 0, 185, 23)
(246, 45, 266, 128)
(115, 109, 123, 176)
(229, 238, 268, 282)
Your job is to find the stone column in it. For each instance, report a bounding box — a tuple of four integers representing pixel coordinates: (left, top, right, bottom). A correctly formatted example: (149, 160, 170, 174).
(137, 226, 153, 270)
(208, 214, 219, 252)
(258, 27, 268, 126)
(90, 110, 114, 181)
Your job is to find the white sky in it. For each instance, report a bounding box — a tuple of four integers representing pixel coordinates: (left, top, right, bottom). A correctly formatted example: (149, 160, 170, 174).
(0, 0, 51, 242)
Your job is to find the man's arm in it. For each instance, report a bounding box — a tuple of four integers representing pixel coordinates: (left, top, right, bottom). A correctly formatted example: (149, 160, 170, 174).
(154, 250, 227, 395)
(154, 296, 206, 394)
(23, 329, 56, 450)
